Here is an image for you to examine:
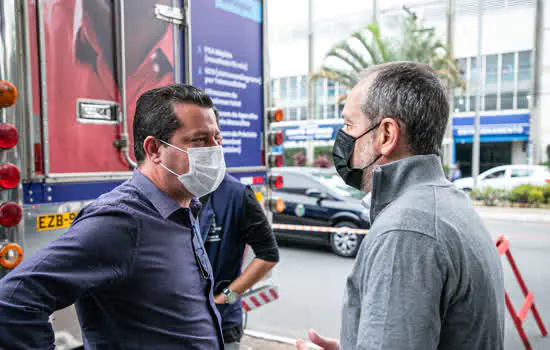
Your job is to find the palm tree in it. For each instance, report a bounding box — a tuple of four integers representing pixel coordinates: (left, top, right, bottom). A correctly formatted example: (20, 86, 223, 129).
(310, 11, 465, 102)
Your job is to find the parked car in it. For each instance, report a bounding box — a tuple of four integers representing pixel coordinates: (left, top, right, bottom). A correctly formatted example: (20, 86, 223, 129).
(271, 167, 369, 257)
(453, 164, 550, 192)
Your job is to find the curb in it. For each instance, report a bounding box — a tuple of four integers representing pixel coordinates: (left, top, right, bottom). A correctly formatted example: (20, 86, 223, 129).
(244, 329, 320, 349)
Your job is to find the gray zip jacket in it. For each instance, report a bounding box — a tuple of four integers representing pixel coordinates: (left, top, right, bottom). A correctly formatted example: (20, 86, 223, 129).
(341, 155, 505, 350)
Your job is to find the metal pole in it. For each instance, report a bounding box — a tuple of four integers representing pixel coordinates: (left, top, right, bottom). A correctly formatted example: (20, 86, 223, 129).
(472, 0, 483, 187)
(372, 0, 378, 25)
(444, 0, 455, 169)
(529, 0, 544, 166)
(307, 0, 314, 121)
(307, 0, 314, 164)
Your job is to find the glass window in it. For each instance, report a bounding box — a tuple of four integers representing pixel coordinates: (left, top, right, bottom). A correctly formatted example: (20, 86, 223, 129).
(484, 94, 497, 111)
(517, 91, 530, 109)
(338, 84, 347, 96)
(288, 76, 298, 101)
(454, 96, 466, 112)
(457, 58, 467, 80)
(315, 79, 326, 99)
(484, 169, 506, 179)
(469, 96, 478, 111)
(501, 53, 515, 82)
(298, 106, 307, 120)
(288, 107, 298, 121)
(337, 103, 344, 118)
(279, 78, 288, 101)
(327, 104, 336, 119)
(518, 51, 532, 81)
(470, 57, 478, 83)
(485, 55, 498, 84)
(327, 80, 336, 97)
(314, 103, 324, 120)
(299, 76, 307, 99)
(511, 168, 533, 178)
(500, 92, 514, 110)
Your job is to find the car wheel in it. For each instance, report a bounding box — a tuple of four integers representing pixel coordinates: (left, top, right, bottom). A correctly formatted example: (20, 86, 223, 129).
(330, 221, 362, 258)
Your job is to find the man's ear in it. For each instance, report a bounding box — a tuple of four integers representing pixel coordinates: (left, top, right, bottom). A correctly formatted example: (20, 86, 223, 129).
(378, 118, 400, 156)
(144, 136, 162, 164)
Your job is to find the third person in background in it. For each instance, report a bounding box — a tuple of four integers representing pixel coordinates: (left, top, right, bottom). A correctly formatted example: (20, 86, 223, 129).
(296, 62, 505, 350)
(199, 108, 280, 350)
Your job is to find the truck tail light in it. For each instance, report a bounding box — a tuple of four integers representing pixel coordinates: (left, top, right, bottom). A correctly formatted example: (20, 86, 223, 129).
(268, 154, 284, 167)
(268, 108, 284, 123)
(0, 80, 18, 107)
(0, 243, 23, 269)
(269, 198, 285, 213)
(269, 175, 284, 189)
(0, 163, 20, 189)
(0, 202, 22, 227)
(268, 131, 284, 146)
(0, 123, 18, 149)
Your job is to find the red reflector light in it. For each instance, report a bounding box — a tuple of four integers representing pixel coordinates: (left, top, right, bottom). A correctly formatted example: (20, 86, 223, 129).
(0, 124, 18, 149)
(0, 163, 20, 189)
(546, 179, 550, 184)
(269, 131, 284, 146)
(0, 202, 22, 227)
(252, 176, 264, 185)
(268, 154, 284, 167)
(269, 175, 284, 189)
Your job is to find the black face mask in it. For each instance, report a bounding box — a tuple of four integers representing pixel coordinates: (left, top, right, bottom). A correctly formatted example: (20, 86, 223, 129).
(332, 123, 382, 190)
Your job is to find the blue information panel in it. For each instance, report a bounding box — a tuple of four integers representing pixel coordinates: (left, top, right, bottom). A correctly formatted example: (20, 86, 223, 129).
(191, 0, 264, 168)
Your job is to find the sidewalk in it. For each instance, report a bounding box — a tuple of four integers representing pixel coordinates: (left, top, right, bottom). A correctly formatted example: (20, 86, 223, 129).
(241, 330, 320, 350)
(473, 204, 550, 223)
(241, 335, 296, 350)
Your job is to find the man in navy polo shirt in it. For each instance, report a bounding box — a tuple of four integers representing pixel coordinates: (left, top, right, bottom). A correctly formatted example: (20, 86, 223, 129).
(0, 85, 225, 349)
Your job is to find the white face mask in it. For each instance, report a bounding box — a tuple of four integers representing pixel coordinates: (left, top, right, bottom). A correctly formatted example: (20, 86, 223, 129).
(159, 140, 226, 198)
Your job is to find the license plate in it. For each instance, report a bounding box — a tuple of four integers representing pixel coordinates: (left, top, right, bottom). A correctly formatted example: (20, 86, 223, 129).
(36, 212, 78, 232)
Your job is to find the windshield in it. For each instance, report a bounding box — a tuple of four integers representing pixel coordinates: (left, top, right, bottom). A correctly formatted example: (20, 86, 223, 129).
(312, 172, 366, 200)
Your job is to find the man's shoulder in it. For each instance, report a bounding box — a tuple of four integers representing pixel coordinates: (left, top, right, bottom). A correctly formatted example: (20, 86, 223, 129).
(77, 181, 145, 220)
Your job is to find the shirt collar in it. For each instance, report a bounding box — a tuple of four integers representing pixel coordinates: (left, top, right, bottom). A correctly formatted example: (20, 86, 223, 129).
(369, 154, 449, 223)
(72, 0, 174, 72)
(131, 169, 184, 220)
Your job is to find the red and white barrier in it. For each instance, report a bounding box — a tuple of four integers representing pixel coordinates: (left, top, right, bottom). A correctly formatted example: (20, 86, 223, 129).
(272, 223, 369, 235)
(242, 285, 279, 312)
(496, 235, 547, 349)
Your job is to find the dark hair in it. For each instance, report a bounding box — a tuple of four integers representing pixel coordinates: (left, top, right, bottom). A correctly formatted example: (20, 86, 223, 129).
(361, 62, 449, 155)
(212, 106, 220, 126)
(133, 84, 213, 163)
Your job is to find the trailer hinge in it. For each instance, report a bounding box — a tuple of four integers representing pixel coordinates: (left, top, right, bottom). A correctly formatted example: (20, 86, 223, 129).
(154, 4, 186, 27)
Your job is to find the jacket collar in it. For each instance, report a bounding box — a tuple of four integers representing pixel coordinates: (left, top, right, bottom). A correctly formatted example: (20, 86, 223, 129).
(369, 154, 449, 223)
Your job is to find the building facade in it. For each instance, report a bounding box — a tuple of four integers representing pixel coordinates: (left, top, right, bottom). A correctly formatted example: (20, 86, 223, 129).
(267, 0, 549, 175)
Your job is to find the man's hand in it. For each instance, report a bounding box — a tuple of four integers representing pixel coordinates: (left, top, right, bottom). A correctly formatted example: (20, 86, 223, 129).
(213, 293, 225, 304)
(296, 329, 340, 350)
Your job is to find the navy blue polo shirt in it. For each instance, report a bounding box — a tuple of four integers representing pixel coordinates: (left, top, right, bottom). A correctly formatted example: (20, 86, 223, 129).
(0, 170, 223, 349)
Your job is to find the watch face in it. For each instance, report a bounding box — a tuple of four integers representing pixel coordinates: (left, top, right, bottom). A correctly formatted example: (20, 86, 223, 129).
(226, 290, 239, 304)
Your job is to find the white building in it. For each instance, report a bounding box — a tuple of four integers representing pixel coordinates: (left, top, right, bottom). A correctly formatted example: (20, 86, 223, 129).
(267, 0, 550, 176)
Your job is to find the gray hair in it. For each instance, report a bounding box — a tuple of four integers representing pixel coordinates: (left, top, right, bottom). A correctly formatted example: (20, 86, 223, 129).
(360, 61, 449, 155)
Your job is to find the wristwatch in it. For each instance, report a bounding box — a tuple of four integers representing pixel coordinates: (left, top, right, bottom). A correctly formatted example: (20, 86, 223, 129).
(223, 288, 240, 304)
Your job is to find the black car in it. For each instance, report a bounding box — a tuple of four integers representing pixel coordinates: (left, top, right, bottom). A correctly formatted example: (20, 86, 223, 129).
(271, 167, 369, 257)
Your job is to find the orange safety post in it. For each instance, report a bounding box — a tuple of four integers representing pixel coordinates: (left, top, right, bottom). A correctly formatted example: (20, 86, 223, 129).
(496, 235, 547, 350)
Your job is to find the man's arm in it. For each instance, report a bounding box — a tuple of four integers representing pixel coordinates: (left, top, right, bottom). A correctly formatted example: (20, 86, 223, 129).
(355, 230, 445, 350)
(215, 187, 279, 302)
(0, 205, 138, 349)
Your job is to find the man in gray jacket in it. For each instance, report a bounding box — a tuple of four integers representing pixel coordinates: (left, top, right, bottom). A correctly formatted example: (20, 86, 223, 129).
(296, 62, 504, 350)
